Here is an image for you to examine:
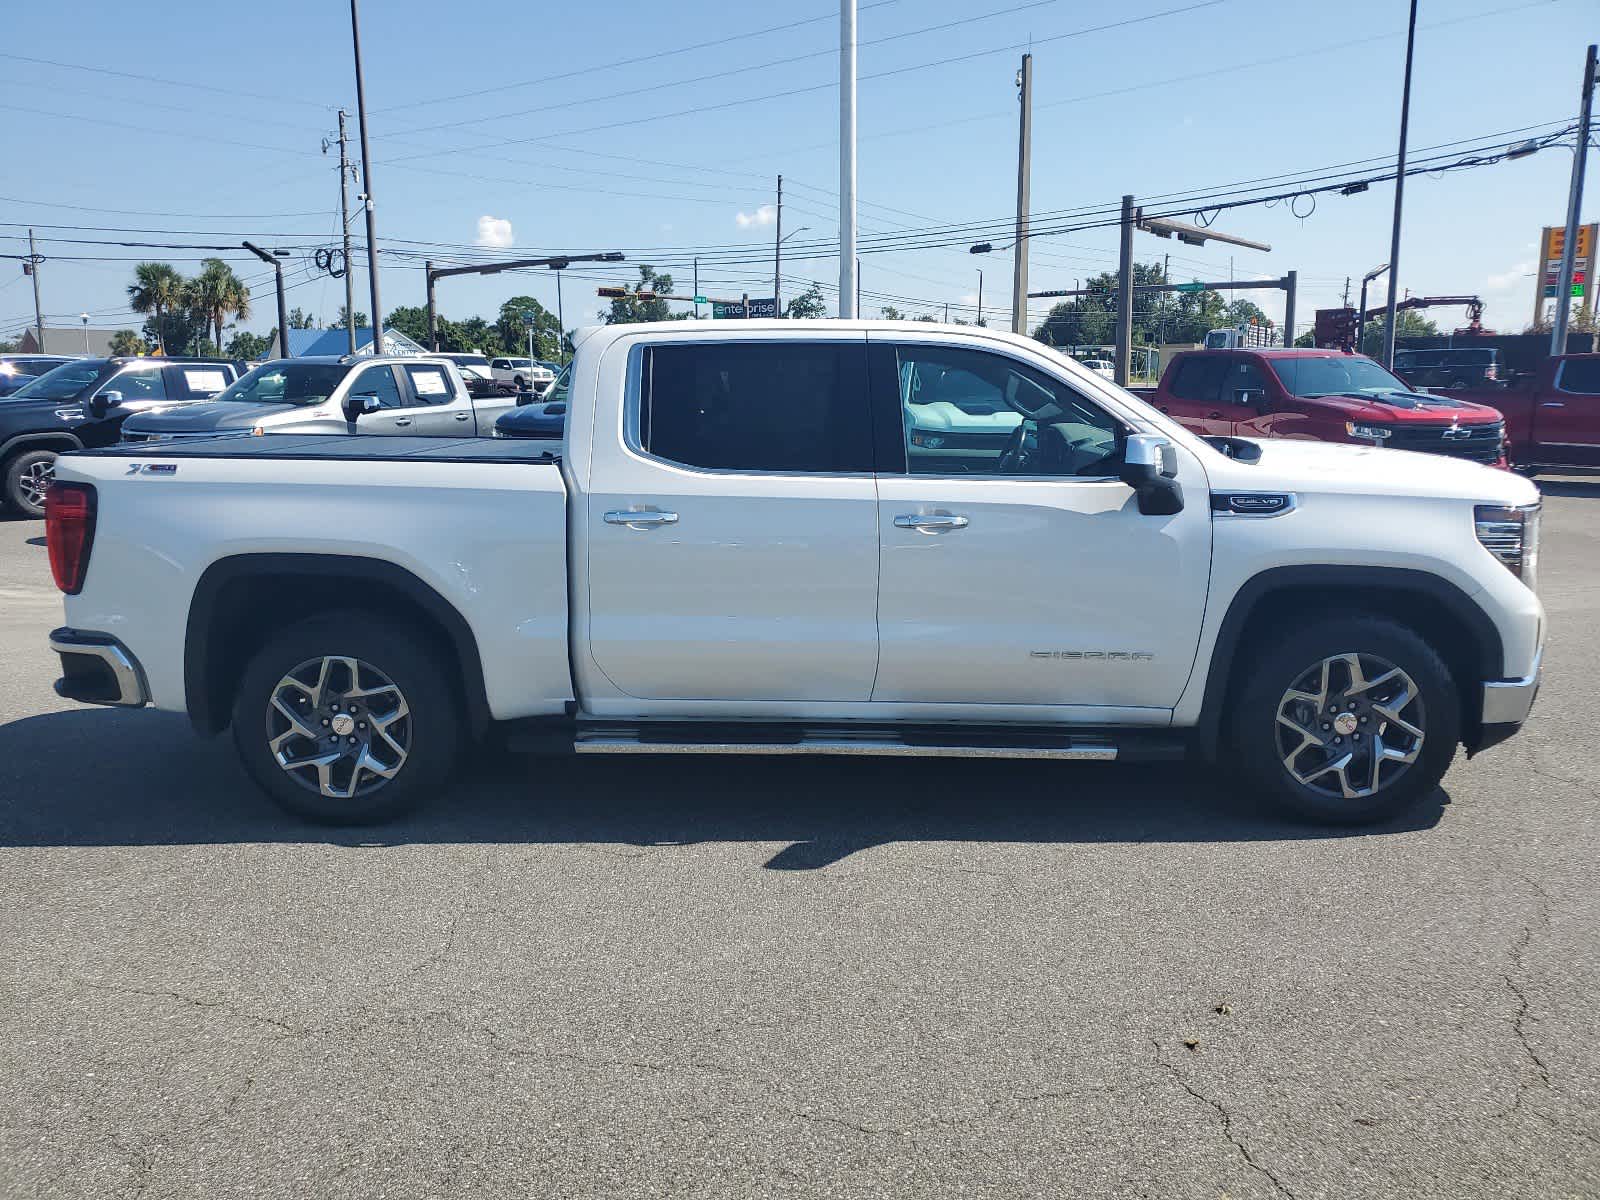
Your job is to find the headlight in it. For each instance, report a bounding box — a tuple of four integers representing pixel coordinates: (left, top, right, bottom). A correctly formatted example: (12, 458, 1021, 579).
(1475, 503, 1540, 589)
(1347, 423, 1392, 440)
(54, 407, 87, 422)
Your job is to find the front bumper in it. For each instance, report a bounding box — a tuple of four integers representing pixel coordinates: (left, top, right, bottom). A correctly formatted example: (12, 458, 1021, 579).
(1471, 645, 1542, 754)
(49, 628, 149, 707)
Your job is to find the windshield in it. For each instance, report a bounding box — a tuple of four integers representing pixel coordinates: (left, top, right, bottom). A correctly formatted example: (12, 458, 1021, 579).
(213, 361, 351, 406)
(8, 360, 113, 401)
(1273, 356, 1410, 398)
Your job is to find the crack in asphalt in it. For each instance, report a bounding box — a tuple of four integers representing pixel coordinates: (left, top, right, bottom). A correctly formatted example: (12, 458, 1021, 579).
(1152, 1040, 1299, 1200)
(72, 979, 307, 1039)
(1495, 877, 1554, 1121)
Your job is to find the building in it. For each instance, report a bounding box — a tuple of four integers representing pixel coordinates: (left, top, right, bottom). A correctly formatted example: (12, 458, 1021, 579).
(13, 327, 126, 356)
(282, 326, 427, 358)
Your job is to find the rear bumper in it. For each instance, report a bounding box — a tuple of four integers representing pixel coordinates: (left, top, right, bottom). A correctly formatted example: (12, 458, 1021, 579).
(49, 627, 149, 707)
(1471, 646, 1542, 754)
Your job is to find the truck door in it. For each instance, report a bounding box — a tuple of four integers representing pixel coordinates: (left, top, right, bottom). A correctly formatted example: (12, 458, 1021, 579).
(1159, 355, 1232, 435)
(869, 335, 1212, 712)
(398, 361, 475, 435)
(1220, 356, 1274, 437)
(584, 334, 881, 702)
(1541, 357, 1600, 465)
(348, 364, 423, 436)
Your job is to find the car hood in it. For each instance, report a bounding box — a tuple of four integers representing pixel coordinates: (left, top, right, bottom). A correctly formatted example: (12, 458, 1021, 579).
(1207, 436, 1537, 505)
(1294, 390, 1503, 423)
(121, 401, 302, 433)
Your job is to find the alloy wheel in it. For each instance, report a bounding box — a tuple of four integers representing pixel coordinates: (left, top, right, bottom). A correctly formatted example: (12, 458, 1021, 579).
(266, 656, 411, 799)
(1274, 652, 1424, 800)
(19, 458, 53, 509)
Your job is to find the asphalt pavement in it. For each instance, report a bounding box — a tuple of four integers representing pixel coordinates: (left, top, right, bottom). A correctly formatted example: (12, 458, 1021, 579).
(1, 474, 1597, 1199)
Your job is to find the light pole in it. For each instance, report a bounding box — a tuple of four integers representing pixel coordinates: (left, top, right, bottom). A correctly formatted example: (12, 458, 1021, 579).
(1381, 0, 1419, 369)
(242, 242, 290, 358)
(838, 0, 858, 317)
(1357, 263, 1389, 354)
(80, 313, 89, 354)
(1552, 43, 1597, 356)
(976, 269, 984, 326)
(349, 0, 383, 352)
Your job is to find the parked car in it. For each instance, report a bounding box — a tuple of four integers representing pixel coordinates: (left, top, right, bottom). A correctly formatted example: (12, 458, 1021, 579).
(1131, 349, 1508, 465)
(1394, 347, 1500, 390)
(489, 356, 556, 394)
(431, 352, 495, 386)
(1078, 358, 1115, 380)
(0, 354, 78, 397)
(0, 356, 241, 515)
(46, 320, 1541, 831)
(118, 356, 515, 443)
(1430, 352, 1600, 471)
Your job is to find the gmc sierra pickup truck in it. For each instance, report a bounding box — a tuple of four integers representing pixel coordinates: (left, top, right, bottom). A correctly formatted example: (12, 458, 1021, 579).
(1133, 349, 1507, 465)
(45, 321, 1544, 827)
(1432, 352, 1600, 470)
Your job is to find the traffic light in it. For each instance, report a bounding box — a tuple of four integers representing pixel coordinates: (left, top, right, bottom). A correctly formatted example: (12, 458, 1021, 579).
(596, 287, 627, 299)
(1313, 307, 1358, 349)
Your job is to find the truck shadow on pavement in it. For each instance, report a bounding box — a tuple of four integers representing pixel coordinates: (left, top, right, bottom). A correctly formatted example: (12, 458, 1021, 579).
(0, 708, 1446, 867)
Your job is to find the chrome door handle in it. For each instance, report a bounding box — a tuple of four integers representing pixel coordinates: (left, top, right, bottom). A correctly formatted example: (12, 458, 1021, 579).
(1540, 402, 1566, 408)
(393, 417, 412, 427)
(604, 509, 679, 529)
(894, 513, 969, 533)
(453, 411, 471, 421)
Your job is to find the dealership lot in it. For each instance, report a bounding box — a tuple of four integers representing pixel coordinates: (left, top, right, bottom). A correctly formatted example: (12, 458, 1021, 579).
(0, 477, 1597, 1199)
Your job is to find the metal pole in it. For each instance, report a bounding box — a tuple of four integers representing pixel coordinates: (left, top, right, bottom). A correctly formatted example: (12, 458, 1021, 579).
(976, 269, 983, 326)
(1381, 0, 1419, 369)
(556, 271, 566, 364)
(693, 257, 700, 319)
(1282, 270, 1297, 348)
(1012, 53, 1032, 335)
(855, 256, 861, 316)
(838, 0, 858, 318)
(425, 262, 438, 351)
(81, 314, 89, 354)
(944, 302, 950, 323)
(1553, 43, 1596, 356)
(242, 242, 289, 358)
(338, 109, 357, 354)
(27, 229, 44, 352)
(350, 0, 383, 352)
(774, 174, 783, 316)
(1115, 195, 1134, 386)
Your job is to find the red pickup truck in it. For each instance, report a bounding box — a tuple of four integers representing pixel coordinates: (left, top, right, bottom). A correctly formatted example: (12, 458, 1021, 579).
(1131, 349, 1507, 466)
(1432, 353, 1600, 470)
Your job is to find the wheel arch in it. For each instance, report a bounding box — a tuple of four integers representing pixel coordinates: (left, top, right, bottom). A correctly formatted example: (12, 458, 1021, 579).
(185, 553, 492, 738)
(1, 431, 85, 463)
(1193, 566, 1503, 761)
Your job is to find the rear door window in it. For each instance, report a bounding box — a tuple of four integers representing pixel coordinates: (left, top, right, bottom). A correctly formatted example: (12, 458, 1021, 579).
(402, 363, 455, 406)
(638, 341, 872, 473)
(174, 364, 231, 399)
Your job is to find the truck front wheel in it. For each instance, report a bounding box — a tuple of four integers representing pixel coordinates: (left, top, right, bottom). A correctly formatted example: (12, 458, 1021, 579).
(230, 613, 462, 823)
(4, 449, 57, 517)
(1230, 615, 1460, 824)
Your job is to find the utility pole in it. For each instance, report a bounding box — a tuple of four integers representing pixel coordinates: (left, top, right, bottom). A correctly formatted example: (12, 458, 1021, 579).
(1342, 276, 1352, 307)
(693, 257, 700, 319)
(349, 0, 383, 352)
(1381, 0, 1419, 369)
(1161, 252, 1170, 345)
(337, 109, 357, 353)
(1115, 195, 1134, 385)
(976, 269, 984, 326)
(944, 301, 950, 323)
(242, 242, 289, 359)
(425, 259, 438, 350)
(838, 0, 858, 317)
(1553, 43, 1597, 357)
(1283, 269, 1298, 348)
(774, 174, 783, 316)
(1012, 53, 1033, 335)
(556, 270, 566, 363)
(26, 229, 44, 351)
(856, 256, 861, 317)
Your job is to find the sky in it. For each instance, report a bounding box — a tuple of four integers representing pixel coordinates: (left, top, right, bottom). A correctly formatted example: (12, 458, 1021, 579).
(1, 0, 1592, 347)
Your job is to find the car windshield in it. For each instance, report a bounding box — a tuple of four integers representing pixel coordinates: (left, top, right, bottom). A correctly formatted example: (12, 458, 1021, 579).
(1274, 356, 1411, 398)
(213, 362, 351, 406)
(8, 359, 113, 401)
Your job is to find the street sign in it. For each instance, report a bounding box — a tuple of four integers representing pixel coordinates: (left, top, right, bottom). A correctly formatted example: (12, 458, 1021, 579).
(1174, 282, 1206, 294)
(692, 295, 707, 304)
(746, 297, 779, 318)
(521, 310, 535, 327)
(712, 301, 746, 319)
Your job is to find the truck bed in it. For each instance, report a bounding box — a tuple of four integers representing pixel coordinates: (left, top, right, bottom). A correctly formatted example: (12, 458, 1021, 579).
(70, 434, 559, 466)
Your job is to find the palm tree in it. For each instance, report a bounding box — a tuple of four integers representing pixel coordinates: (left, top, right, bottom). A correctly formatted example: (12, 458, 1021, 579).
(188, 259, 251, 352)
(126, 262, 184, 353)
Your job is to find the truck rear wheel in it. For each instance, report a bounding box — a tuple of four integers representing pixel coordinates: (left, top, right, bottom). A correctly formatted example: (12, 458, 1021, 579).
(230, 613, 462, 824)
(4, 449, 57, 517)
(1230, 615, 1460, 824)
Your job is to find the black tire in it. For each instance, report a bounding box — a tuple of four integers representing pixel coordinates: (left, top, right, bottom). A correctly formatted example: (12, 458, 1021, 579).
(3, 449, 57, 518)
(513, 374, 525, 389)
(230, 612, 462, 824)
(1229, 615, 1460, 825)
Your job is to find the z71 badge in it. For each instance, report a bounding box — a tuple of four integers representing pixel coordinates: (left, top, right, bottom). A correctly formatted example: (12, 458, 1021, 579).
(125, 463, 178, 475)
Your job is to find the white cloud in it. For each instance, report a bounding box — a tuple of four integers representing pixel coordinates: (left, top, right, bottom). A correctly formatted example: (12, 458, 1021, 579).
(475, 215, 514, 248)
(1485, 259, 1535, 293)
(736, 205, 777, 229)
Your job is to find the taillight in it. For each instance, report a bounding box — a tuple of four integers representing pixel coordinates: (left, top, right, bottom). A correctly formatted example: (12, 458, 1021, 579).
(45, 481, 97, 594)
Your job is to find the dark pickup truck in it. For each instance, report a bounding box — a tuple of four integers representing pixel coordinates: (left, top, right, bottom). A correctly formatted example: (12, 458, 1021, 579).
(1131, 348, 1507, 466)
(1431, 353, 1600, 470)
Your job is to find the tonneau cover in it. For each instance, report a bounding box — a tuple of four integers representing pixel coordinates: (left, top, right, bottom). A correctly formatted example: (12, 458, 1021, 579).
(69, 434, 559, 465)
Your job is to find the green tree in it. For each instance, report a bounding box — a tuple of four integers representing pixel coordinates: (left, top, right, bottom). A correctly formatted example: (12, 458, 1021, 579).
(603, 266, 682, 324)
(227, 330, 275, 360)
(109, 329, 145, 356)
(496, 296, 562, 358)
(1359, 311, 1438, 357)
(187, 259, 251, 352)
(784, 284, 828, 320)
(880, 305, 905, 320)
(334, 306, 367, 330)
(126, 262, 186, 353)
(456, 316, 495, 354)
(142, 307, 206, 355)
(383, 304, 433, 347)
(287, 307, 318, 330)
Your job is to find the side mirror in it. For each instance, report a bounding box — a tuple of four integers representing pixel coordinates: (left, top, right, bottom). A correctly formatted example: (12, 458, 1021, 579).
(1119, 434, 1184, 516)
(347, 393, 382, 417)
(88, 389, 124, 419)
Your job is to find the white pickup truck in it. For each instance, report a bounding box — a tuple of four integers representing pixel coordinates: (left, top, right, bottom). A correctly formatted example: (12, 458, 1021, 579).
(44, 321, 1544, 826)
